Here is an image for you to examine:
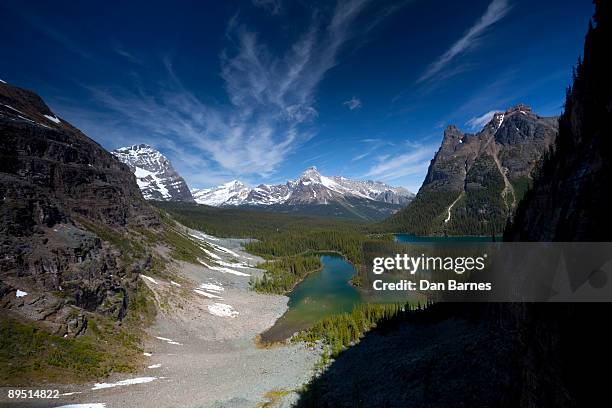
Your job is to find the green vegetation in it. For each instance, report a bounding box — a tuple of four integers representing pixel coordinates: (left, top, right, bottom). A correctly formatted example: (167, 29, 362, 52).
(244, 230, 378, 265)
(154, 202, 393, 293)
(152, 201, 367, 239)
(510, 175, 532, 204)
(446, 154, 506, 235)
(0, 280, 156, 386)
(375, 189, 459, 235)
(293, 303, 407, 357)
(250, 255, 322, 294)
(378, 154, 510, 236)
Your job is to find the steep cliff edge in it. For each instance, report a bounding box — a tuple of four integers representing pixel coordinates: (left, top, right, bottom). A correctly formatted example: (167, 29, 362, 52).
(0, 81, 161, 337)
(505, 3, 611, 241)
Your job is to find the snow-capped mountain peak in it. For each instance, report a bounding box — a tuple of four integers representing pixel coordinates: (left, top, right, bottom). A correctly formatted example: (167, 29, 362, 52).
(192, 180, 251, 206)
(191, 167, 413, 207)
(112, 144, 194, 202)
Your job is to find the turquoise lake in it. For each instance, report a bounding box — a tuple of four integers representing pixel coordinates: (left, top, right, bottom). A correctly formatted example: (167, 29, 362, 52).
(259, 234, 497, 342)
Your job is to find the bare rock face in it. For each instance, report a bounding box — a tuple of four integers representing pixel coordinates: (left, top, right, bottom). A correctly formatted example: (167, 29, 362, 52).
(0, 81, 160, 335)
(112, 144, 195, 202)
(391, 105, 558, 235)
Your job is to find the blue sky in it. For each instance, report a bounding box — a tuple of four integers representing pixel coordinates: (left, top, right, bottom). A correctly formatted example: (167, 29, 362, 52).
(0, 0, 593, 192)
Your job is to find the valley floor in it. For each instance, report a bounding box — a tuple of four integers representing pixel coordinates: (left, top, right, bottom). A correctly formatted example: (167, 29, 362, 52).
(7, 233, 320, 408)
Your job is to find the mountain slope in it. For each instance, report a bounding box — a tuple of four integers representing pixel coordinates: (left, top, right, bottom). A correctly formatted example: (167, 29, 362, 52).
(0, 81, 163, 337)
(506, 6, 612, 241)
(386, 105, 558, 235)
(113, 144, 194, 202)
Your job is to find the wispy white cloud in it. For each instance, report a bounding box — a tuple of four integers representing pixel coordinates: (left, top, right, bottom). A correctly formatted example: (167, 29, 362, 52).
(82, 0, 391, 187)
(466, 109, 501, 129)
(343, 97, 362, 110)
(364, 142, 437, 181)
(252, 0, 282, 15)
(114, 45, 142, 64)
(417, 0, 512, 83)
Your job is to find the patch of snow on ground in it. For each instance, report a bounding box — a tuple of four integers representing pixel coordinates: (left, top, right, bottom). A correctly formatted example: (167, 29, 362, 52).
(0, 79, 6, 84)
(198, 259, 250, 277)
(55, 404, 106, 408)
(209, 243, 240, 257)
(155, 336, 183, 346)
(143, 352, 152, 357)
(194, 289, 222, 299)
(189, 231, 219, 241)
(207, 303, 239, 318)
(170, 281, 181, 287)
(147, 364, 162, 369)
(91, 377, 158, 390)
(199, 283, 224, 292)
(16, 289, 28, 298)
(202, 248, 222, 260)
(140, 275, 158, 284)
(43, 114, 61, 124)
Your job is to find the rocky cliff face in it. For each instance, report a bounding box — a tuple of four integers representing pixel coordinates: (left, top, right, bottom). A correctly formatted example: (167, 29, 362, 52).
(112, 144, 194, 202)
(506, 10, 611, 241)
(500, 3, 612, 405)
(389, 105, 558, 235)
(0, 82, 160, 336)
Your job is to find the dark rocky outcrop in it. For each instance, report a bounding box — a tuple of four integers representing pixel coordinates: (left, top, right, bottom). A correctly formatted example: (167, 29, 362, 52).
(387, 105, 558, 235)
(0, 82, 160, 336)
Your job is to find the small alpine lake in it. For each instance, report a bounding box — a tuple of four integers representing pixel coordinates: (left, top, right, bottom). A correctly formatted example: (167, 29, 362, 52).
(259, 234, 497, 343)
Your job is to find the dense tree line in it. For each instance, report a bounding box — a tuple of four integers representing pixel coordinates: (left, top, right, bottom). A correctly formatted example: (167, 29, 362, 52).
(244, 230, 375, 265)
(373, 190, 459, 235)
(293, 303, 409, 357)
(250, 255, 322, 294)
(153, 202, 366, 239)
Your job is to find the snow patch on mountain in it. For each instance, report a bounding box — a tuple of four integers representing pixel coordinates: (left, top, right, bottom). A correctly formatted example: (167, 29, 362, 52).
(191, 166, 413, 207)
(192, 180, 250, 206)
(112, 144, 194, 202)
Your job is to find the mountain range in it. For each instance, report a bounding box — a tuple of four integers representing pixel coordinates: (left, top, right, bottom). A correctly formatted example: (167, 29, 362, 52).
(192, 166, 413, 207)
(386, 104, 559, 235)
(191, 166, 413, 221)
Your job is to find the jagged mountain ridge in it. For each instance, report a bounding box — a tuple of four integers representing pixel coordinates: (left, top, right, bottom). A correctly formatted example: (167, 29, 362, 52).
(192, 166, 413, 207)
(112, 144, 194, 202)
(387, 104, 558, 235)
(0, 81, 160, 335)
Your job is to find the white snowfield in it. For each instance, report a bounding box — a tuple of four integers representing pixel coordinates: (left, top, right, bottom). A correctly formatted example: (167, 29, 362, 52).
(15, 289, 28, 297)
(199, 283, 224, 292)
(91, 377, 159, 390)
(134, 166, 170, 199)
(194, 289, 222, 299)
(140, 275, 158, 284)
(43, 114, 61, 124)
(207, 303, 239, 318)
(155, 336, 182, 346)
(198, 259, 250, 277)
